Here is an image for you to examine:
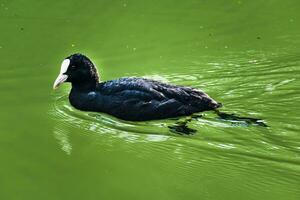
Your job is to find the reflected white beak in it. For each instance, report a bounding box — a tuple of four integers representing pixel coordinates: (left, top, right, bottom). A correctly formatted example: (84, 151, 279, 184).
(53, 74, 68, 89)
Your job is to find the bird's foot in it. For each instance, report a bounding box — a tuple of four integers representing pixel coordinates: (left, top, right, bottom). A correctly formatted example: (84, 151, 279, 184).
(215, 110, 268, 127)
(168, 115, 200, 135)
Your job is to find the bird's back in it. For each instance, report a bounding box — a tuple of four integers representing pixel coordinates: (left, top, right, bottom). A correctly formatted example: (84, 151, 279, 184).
(90, 78, 221, 121)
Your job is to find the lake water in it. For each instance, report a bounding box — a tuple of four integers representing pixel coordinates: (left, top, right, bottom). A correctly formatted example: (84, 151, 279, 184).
(0, 0, 299, 199)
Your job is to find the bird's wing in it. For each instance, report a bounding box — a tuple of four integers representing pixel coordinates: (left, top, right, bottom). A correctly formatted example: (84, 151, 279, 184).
(97, 78, 167, 100)
(145, 79, 210, 101)
(147, 79, 220, 109)
(97, 77, 219, 109)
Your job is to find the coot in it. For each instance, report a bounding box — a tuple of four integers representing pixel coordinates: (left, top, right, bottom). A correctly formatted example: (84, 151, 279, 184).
(53, 53, 221, 121)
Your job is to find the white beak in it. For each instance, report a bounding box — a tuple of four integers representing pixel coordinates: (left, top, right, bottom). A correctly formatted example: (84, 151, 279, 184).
(53, 74, 68, 89)
(53, 59, 71, 90)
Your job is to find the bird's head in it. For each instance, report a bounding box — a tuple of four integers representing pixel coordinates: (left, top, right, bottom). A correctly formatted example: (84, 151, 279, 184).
(53, 53, 99, 90)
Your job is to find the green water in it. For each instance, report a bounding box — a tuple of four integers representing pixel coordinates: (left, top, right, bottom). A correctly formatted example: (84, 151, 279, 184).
(1, 0, 300, 199)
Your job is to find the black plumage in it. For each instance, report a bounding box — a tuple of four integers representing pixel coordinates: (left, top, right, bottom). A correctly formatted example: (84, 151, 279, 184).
(53, 53, 222, 121)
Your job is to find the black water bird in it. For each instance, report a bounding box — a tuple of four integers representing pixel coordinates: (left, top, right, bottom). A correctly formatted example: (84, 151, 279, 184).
(53, 53, 223, 121)
(53, 53, 267, 133)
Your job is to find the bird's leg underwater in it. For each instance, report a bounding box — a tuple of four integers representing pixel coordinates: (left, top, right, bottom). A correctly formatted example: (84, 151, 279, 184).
(168, 114, 202, 135)
(214, 110, 268, 127)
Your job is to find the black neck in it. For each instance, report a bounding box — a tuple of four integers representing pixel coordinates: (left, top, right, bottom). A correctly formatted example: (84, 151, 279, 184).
(71, 80, 98, 92)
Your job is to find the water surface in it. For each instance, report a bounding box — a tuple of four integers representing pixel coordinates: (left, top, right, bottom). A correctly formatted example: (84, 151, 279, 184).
(0, 1, 299, 200)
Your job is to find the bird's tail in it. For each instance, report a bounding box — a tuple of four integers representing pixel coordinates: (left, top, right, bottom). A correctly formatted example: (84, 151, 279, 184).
(216, 102, 223, 108)
(214, 109, 268, 127)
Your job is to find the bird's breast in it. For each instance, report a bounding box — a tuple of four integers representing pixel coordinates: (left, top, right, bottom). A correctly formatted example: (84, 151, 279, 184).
(69, 90, 100, 111)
